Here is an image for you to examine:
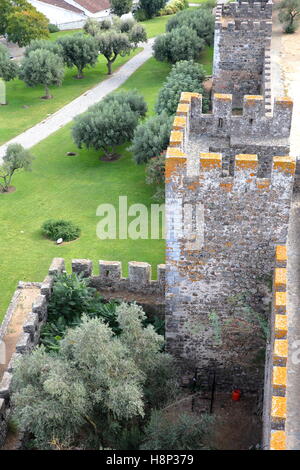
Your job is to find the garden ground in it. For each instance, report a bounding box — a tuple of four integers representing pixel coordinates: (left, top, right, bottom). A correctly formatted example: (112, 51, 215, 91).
(0, 57, 171, 321)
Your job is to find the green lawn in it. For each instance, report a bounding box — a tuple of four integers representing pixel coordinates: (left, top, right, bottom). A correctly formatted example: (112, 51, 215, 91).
(0, 58, 171, 322)
(0, 49, 141, 146)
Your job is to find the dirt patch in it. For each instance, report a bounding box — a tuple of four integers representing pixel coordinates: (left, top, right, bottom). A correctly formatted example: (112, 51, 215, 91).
(0, 186, 16, 194)
(100, 153, 121, 162)
(164, 392, 262, 450)
(0, 286, 40, 381)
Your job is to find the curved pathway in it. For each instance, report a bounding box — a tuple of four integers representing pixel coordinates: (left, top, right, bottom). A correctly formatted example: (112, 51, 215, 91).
(0, 39, 154, 162)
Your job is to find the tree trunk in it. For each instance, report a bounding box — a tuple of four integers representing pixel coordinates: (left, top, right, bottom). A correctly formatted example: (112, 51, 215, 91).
(44, 86, 52, 99)
(76, 67, 84, 79)
(107, 60, 113, 75)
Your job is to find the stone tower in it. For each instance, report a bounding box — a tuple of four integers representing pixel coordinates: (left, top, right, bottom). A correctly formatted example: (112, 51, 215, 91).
(165, 90, 295, 389)
(213, 0, 272, 109)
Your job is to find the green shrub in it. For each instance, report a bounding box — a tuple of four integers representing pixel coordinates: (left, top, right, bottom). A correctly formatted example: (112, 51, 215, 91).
(159, 0, 188, 16)
(141, 410, 214, 450)
(48, 23, 60, 33)
(166, 7, 215, 45)
(41, 219, 81, 241)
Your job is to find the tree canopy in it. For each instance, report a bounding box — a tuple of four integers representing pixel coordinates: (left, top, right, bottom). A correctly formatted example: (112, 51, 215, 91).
(153, 25, 205, 63)
(0, 143, 33, 192)
(156, 60, 207, 115)
(19, 48, 65, 99)
(12, 303, 178, 449)
(72, 91, 146, 158)
(96, 31, 133, 75)
(111, 0, 133, 16)
(57, 34, 99, 78)
(130, 112, 173, 164)
(0, 0, 49, 46)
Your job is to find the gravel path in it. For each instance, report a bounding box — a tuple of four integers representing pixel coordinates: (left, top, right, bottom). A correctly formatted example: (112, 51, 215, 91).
(0, 39, 154, 162)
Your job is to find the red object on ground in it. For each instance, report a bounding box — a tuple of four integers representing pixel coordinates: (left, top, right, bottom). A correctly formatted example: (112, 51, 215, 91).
(232, 389, 241, 401)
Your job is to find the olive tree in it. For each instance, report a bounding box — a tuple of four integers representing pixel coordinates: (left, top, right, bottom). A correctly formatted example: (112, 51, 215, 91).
(12, 304, 178, 450)
(166, 7, 215, 45)
(24, 38, 63, 57)
(111, 0, 133, 16)
(96, 31, 132, 75)
(130, 112, 173, 164)
(277, 0, 300, 32)
(19, 48, 64, 99)
(153, 25, 205, 64)
(139, 0, 168, 18)
(72, 97, 140, 159)
(0, 143, 33, 192)
(156, 60, 207, 115)
(57, 34, 98, 79)
(129, 23, 147, 47)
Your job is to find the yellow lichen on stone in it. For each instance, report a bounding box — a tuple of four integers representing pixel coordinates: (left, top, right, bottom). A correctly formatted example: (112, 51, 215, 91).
(272, 366, 287, 391)
(235, 154, 258, 170)
(271, 396, 287, 420)
(275, 97, 293, 108)
(165, 156, 187, 182)
(275, 314, 288, 339)
(256, 179, 270, 190)
(220, 182, 233, 192)
(244, 95, 264, 105)
(275, 291, 286, 310)
(173, 116, 186, 130)
(270, 431, 286, 450)
(169, 130, 183, 147)
(273, 339, 288, 365)
(275, 268, 287, 288)
(200, 153, 222, 170)
(180, 92, 201, 103)
(214, 93, 232, 101)
(276, 245, 287, 263)
(176, 103, 189, 115)
(273, 156, 296, 174)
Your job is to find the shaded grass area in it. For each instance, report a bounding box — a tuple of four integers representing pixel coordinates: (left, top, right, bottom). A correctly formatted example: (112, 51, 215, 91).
(0, 49, 141, 146)
(0, 58, 171, 322)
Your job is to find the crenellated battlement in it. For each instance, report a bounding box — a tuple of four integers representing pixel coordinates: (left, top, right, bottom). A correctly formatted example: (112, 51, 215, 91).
(215, 18, 272, 33)
(168, 93, 293, 174)
(166, 148, 296, 190)
(221, 1, 273, 20)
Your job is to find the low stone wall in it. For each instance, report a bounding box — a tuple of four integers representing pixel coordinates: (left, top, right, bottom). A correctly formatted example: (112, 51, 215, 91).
(262, 245, 288, 450)
(0, 258, 66, 448)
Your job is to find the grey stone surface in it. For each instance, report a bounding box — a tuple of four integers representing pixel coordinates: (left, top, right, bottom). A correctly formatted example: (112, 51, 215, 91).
(213, 1, 272, 108)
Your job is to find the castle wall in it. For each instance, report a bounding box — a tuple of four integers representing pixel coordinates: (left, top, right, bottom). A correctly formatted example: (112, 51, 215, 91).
(213, 1, 272, 108)
(262, 246, 288, 450)
(176, 93, 292, 177)
(165, 93, 295, 390)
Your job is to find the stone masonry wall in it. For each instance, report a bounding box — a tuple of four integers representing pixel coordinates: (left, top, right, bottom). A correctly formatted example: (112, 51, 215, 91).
(213, 1, 272, 108)
(165, 93, 295, 391)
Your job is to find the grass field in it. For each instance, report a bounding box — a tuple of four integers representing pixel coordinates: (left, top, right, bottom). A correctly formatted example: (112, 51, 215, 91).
(0, 58, 171, 322)
(0, 49, 141, 146)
